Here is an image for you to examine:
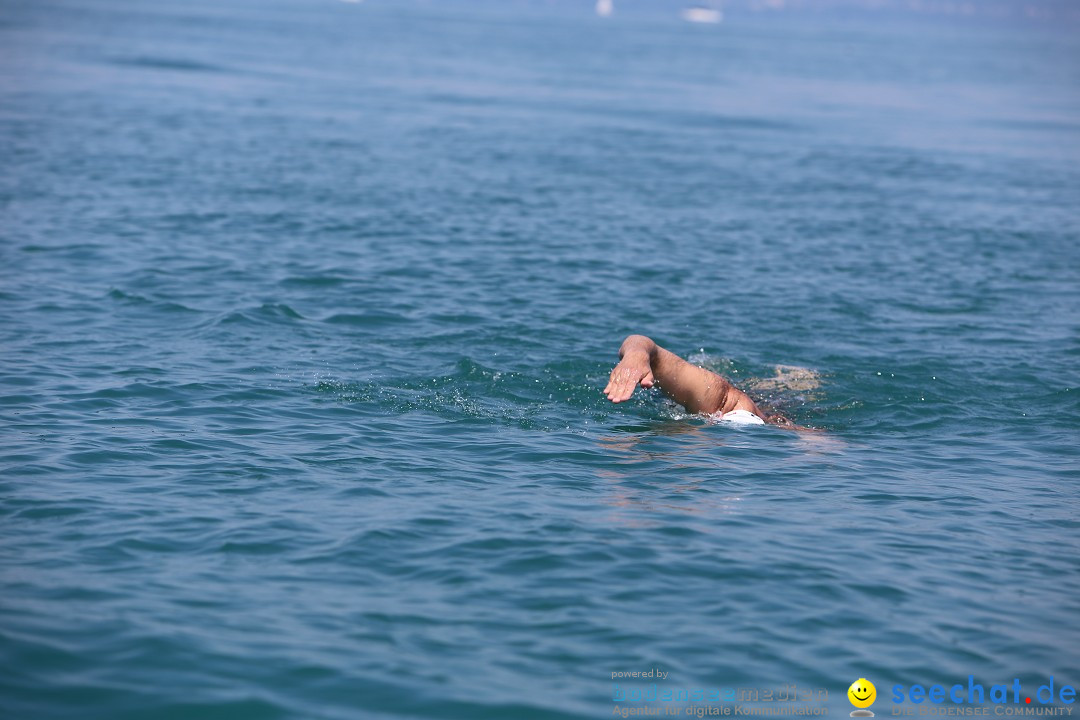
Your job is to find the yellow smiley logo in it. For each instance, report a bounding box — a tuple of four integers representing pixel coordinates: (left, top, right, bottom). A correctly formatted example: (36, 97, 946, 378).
(848, 678, 877, 710)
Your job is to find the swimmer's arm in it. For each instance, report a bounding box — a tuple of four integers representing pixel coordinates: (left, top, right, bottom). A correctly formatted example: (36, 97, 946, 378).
(605, 335, 756, 415)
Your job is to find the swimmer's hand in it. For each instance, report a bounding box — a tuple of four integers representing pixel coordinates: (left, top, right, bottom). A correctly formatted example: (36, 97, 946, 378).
(604, 349, 655, 403)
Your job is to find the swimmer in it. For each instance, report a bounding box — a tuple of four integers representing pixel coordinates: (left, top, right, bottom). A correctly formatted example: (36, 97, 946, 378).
(603, 334, 798, 427)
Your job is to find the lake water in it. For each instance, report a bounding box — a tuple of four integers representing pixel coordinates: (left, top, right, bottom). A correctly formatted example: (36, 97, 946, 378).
(1, 1, 1078, 718)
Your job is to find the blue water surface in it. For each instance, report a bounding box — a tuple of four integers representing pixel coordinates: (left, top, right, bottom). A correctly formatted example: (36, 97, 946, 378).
(2, 1, 1079, 718)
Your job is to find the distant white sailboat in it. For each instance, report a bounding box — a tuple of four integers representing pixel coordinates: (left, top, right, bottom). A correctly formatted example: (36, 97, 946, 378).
(596, 0, 614, 18)
(681, 3, 722, 23)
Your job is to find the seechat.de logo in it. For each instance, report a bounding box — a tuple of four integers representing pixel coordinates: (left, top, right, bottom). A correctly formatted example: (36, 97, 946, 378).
(891, 677, 1076, 706)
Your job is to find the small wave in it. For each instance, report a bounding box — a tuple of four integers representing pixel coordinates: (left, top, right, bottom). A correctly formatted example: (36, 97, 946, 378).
(323, 311, 407, 327)
(213, 303, 305, 326)
(312, 358, 601, 430)
(108, 56, 230, 74)
(279, 275, 353, 288)
(106, 288, 198, 314)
